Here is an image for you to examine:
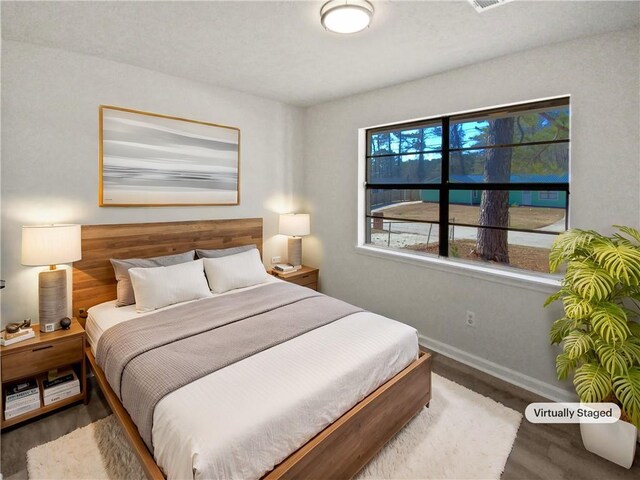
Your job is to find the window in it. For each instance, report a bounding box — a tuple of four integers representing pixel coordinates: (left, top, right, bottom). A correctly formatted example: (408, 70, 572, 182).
(538, 191, 559, 201)
(364, 98, 569, 274)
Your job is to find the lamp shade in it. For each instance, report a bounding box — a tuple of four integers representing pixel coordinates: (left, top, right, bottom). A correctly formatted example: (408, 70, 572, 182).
(22, 224, 82, 266)
(279, 214, 310, 237)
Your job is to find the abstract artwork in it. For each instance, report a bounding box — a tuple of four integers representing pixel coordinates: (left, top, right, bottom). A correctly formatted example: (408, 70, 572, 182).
(99, 106, 240, 206)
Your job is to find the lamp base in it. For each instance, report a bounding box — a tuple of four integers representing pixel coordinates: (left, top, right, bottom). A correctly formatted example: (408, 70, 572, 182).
(39, 269, 67, 333)
(287, 237, 303, 268)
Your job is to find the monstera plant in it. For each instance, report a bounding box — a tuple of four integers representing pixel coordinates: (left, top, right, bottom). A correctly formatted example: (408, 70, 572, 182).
(546, 226, 640, 429)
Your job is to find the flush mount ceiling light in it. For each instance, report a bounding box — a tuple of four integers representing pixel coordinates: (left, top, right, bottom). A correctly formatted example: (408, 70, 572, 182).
(320, 0, 374, 34)
(468, 0, 513, 13)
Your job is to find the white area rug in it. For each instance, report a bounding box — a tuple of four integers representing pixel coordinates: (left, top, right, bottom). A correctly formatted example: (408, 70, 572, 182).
(27, 374, 521, 480)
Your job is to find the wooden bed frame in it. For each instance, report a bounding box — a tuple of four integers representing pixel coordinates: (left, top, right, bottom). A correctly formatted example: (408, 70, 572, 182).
(73, 219, 432, 480)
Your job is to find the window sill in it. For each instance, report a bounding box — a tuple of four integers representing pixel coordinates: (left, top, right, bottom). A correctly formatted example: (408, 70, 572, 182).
(354, 244, 561, 294)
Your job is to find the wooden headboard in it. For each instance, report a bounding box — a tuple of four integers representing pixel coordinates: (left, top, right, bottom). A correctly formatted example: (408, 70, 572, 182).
(72, 218, 263, 321)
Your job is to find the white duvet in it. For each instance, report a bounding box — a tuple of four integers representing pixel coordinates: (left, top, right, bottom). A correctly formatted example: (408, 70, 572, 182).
(87, 279, 418, 480)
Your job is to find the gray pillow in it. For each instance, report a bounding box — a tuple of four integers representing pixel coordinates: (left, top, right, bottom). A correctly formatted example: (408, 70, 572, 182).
(195, 244, 257, 259)
(110, 250, 196, 307)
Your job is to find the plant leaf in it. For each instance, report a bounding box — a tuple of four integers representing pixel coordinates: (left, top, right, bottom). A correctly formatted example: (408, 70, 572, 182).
(628, 320, 640, 339)
(549, 229, 601, 273)
(563, 330, 594, 360)
(591, 239, 640, 285)
(573, 363, 612, 403)
(596, 341, 630, 376)
(550, 317, 574, 344)
(544, 289, 564, 308)
(614, 225, 640, 246)
(556, 353, 577, 381)
(622, 336, 640, 365)
(564, 259, 615, 302)
(612, 367, 640, 429)
(591, 302, 630, 345)
(562, 292, 594, 320)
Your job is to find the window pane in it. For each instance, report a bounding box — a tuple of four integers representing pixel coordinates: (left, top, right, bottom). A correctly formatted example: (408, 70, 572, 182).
(448, 190, 567, 230)
(368, 153, 442, 184)
(450, 106, 570, 150)
(369, 123, 442, 156)
(448, 143, 568, 183)
(368, 218, 442, 253)
(367, 190, 439, 222)
(447, 227, 559, 274)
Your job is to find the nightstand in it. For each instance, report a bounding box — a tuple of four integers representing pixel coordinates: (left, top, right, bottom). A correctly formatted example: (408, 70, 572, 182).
(270, 265, 319, 291)
(1, 318, 86, 429)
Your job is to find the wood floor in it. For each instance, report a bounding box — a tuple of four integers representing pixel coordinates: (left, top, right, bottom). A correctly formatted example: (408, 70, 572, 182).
(1, 351, 639, 479)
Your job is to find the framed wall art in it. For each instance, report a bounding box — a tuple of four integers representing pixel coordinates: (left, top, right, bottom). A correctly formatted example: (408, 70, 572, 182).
(99, 105, 240, 206)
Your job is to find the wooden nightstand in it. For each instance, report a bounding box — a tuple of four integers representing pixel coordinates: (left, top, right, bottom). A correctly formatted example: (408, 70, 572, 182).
(1, 318, 86, 429)
(270, 265, 319, 291)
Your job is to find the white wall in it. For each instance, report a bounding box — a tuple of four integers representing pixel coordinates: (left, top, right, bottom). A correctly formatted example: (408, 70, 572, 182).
(2, 29, 639, 399)
(1, 40, 305, 326)
(303, 28, 640, 399)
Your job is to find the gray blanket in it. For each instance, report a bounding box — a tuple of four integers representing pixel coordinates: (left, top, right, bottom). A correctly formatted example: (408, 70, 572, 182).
(96, 281, 362, 452)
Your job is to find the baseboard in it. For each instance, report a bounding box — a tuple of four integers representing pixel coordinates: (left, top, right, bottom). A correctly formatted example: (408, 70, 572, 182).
(419, 334, 577, 403)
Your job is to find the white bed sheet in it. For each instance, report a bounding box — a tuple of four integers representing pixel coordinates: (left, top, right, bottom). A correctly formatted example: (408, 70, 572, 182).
(87, 280, 418, 480)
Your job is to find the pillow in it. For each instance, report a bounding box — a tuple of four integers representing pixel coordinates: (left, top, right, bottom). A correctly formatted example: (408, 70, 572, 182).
(129, 259, 212, 313)
(196, 244, 256, 259)
(110, 250, 195, 307)
(203, 248, 269, 294)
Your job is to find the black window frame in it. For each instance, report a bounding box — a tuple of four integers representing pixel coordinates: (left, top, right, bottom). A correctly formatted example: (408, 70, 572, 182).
(364, 97, 570, 261)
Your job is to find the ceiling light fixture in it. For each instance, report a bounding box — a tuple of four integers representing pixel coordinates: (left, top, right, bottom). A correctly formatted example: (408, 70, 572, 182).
(468, 0, 513, 13)
(320, 0, 374, 34)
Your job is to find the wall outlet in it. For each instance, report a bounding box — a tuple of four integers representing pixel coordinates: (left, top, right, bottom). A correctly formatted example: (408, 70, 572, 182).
(271, 256, 281, 264)
(465, 311, 476, 328)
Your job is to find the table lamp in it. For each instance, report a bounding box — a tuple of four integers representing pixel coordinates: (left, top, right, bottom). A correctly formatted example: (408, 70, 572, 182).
(22, 224, 82, 332)
(279, 214, 310, 268)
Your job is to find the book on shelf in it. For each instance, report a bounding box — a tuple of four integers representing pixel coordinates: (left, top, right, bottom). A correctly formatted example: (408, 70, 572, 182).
(43, 385, 81, 406)
(40, 369, 79, 398)
(0, 328, 35, 346)
(5, 379, 39, 403)
(4, 391, 40, 409)
(4, 398, 41, 419)
(4, 378, 41, 419)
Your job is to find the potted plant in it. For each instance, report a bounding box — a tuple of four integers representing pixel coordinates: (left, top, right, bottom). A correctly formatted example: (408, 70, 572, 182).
(546, 226, 640, 469)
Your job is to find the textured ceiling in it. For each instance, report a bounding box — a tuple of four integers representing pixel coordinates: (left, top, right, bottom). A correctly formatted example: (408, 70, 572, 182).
(2, 1, 639, 106)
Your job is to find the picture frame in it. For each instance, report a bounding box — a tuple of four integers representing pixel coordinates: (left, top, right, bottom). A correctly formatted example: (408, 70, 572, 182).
(99, 105, 240, 206)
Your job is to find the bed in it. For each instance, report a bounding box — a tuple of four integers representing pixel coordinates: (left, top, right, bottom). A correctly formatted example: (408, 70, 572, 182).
(73, 219, 432, 480)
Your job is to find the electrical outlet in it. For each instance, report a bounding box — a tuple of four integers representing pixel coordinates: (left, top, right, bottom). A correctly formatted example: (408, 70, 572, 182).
(271, 256, 281, 264)
(465, 311, 476, 327)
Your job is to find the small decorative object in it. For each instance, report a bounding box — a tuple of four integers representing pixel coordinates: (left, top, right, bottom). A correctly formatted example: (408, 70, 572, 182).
(99, 106, 240, 206)
(6, 318, 31, 334)
(0, 325, 36, 346)
(279, 214, 310, 268)
(60, 317, 71, 330)
(546, 226, 640, 468)
(22, 225, 82, 333)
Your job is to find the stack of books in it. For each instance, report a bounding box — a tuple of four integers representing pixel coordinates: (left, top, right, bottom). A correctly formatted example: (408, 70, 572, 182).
(273, 264, 301, 276)
(0, 327, 35, 346)
(40, 369, 80, 406)
(4, 379, 41, 420)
